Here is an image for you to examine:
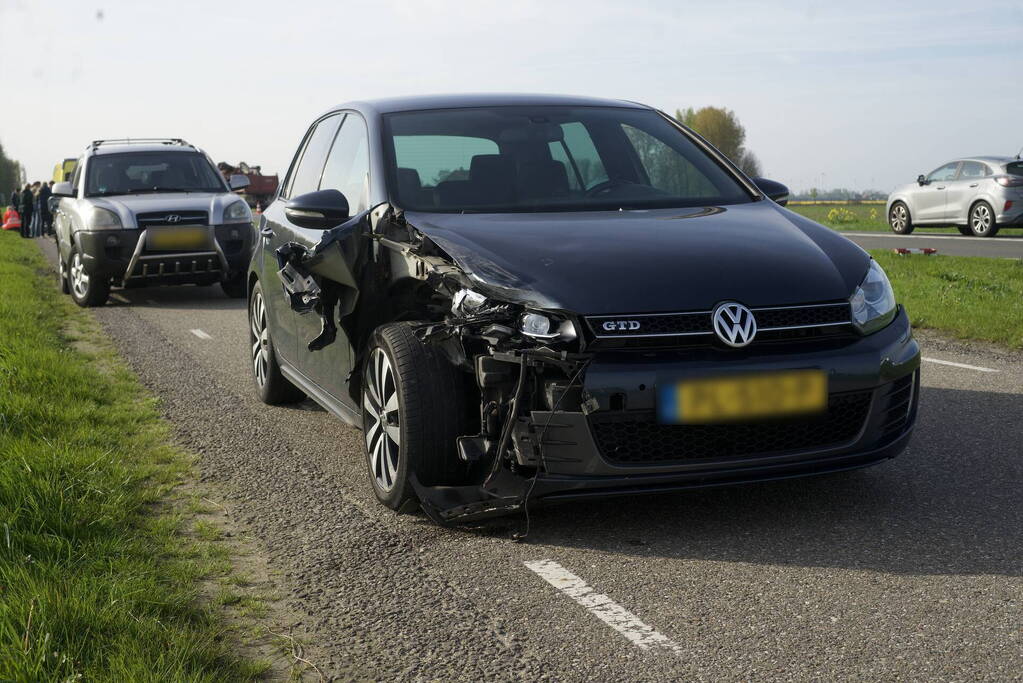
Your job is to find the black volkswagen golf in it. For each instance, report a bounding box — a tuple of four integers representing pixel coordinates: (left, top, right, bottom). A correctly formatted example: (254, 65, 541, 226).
(248, 94, 920, 524)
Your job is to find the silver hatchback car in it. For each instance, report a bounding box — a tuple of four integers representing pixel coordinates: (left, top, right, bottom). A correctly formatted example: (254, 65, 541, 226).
(886, 156, 1023, 237)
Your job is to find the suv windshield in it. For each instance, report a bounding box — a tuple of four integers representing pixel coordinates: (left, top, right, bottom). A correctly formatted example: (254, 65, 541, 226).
(383, 106, 753, 213)
(85, 151, 225, 197)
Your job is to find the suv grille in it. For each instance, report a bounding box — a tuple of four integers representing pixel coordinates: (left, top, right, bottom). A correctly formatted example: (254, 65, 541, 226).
(136, 210, 208, 227)
(589, 389, 872, 464)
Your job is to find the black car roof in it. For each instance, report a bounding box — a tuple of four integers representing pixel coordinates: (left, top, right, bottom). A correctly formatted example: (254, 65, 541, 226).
(326, 93, 650, 117)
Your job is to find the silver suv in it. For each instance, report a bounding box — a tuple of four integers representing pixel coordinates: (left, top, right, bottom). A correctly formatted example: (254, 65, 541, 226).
(52, 138, 254, 306)
(886, 156, 1023, 237)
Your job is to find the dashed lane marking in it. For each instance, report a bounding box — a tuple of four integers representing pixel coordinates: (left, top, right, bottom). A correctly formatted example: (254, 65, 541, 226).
(190, 329, 213, 340)
(110, 293, 130, 303)
(922, 357, 997, 373)
(524, 559, 683, 654)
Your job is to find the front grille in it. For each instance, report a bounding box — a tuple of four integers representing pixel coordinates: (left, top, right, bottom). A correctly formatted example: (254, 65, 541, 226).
(590, 389, 872, 464)
(136, 210, 208, 227)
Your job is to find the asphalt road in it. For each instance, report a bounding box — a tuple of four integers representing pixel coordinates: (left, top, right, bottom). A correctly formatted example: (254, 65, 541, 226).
(38, 240, 1023, 681)
(840, 231, 1023, 259)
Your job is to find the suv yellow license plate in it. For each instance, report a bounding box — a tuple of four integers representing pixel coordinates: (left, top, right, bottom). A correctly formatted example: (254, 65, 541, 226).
(659, 369, 827, 424)
(146, 226, 209, 251)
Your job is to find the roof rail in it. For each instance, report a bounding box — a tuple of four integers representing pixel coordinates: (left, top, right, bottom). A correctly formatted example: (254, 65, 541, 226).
(90, 138, 192, 150)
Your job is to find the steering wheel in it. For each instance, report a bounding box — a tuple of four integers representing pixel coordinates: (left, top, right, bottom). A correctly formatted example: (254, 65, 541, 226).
(584, 178, 638, 197)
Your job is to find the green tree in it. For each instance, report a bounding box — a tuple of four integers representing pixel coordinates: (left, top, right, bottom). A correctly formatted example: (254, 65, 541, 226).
(674, 106, 762, 177)
(0, 141, 25, 200)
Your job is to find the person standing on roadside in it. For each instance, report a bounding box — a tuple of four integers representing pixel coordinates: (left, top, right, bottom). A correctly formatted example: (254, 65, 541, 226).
(38, 181, 52, 236)
(8, 188, 18, 212)
(20, 183, 33, 238)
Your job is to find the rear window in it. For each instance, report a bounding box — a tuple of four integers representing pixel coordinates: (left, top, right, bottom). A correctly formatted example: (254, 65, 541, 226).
(1007, 161, 1023, 177)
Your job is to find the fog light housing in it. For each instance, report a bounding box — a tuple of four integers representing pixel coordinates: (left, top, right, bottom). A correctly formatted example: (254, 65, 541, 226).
(105, 235, 119, 246)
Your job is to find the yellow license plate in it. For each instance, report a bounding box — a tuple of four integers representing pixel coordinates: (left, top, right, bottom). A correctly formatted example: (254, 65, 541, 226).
(146, 226, 209, 251)
(659, 370, 827, 424)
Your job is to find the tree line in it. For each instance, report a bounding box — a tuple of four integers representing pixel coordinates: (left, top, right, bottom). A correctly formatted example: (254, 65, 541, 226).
(0, 141, 25, 199)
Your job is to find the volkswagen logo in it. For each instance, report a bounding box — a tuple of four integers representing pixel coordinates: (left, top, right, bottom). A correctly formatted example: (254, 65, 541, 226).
(166, 214, 181, 223)
(712, 302, 757, 347)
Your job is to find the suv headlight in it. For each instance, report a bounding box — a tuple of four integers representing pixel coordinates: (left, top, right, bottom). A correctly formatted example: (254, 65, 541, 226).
(223, 200, 252, 223)
(86, 206, 122, 230)
(850, 259, 897, 334)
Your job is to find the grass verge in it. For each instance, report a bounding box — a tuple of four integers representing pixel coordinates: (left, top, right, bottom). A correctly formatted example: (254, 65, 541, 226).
(789, 202, 1023, 236)
(0, 232, 267, 680)
(871, 249, 1023, 348)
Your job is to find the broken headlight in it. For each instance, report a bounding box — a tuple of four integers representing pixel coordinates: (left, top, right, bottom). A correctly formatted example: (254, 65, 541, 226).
(520, 311, 577, 342)
(850, 259, 896, 335)
(452, 288, 488, 315)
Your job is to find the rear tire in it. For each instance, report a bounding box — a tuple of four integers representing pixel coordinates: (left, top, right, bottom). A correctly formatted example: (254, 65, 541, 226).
(249, 281, 305, 405)
(221, 272, 247, 298)
(889, 202, 914, 234)
(362, 323, 470, 510)
(67, 244, 110, 307)
(969, 201, 999, 237)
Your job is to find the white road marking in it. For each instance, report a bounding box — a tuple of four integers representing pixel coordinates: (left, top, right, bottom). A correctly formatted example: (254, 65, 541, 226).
(190, 328, 213, 340)
(842, 231, 1021, 243)
(110, 293, 130, 303)
(146, 299, 157, 305)
(524, 559, 683, 654)
(922, 356, 997, 373)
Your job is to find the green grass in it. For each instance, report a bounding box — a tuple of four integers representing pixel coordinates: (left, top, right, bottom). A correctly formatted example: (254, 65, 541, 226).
(0, 232, 264, 681)
(788, 202, 1023, 235)
(871, 249, 1023, 348)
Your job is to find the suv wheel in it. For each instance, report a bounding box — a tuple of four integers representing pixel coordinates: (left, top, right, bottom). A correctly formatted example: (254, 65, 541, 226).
(249, 281, 305, 404)
(969, 201, 999, 237)
(888, 202, 914, 234)
(362, 323, 470, 510)
(68, 244, 110, 307)
(221, 272, 247, 298)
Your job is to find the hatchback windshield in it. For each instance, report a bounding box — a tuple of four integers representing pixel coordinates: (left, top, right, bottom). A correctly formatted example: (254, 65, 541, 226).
(383, 106, 753, 212)
(85, 152, 225, 197)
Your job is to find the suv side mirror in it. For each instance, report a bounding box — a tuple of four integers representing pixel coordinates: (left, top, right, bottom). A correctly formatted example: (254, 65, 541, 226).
(52, 181, 74, 197)
(753, 177, 789, 206)
(285, 189, 349, 230)
(917, 174, 928, 185)
(229, 174, 251, 191)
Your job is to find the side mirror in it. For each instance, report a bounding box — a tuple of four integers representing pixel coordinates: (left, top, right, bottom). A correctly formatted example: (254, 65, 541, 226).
(917, 175, 928, 185)
(229, 174, 251, 191)
(285, 189, 349, 230)
(753, 177, 789, 206)
(52, 182, 74, 197)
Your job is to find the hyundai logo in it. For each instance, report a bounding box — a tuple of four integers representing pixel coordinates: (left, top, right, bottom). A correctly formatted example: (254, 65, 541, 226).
(712, 302, 757, 347)
(166, 214, 181, 223)
(602, 320, 641, 332)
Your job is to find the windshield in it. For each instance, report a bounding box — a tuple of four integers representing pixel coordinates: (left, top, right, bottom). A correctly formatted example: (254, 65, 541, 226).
(85, 151, 225, 197)
(383, 106, 754, 213)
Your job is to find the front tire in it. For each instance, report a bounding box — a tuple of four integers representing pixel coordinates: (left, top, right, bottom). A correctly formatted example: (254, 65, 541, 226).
(889, 202, 914, 234)
(58, 255, 70, 294)
(969, 201, 999, 237)
(249, 281, 305, 405)
(362, 323, 470, 510)
(67, 244, 110, 307)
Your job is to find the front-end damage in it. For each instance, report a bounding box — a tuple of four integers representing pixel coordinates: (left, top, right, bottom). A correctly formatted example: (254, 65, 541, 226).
(274, 203, 596, 524)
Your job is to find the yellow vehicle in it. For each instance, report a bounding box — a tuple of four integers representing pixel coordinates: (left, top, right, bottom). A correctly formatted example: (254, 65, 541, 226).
(52, 158, 77, 183)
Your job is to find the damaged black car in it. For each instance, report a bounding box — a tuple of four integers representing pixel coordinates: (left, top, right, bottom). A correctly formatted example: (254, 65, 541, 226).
(247, 94, 920, 525)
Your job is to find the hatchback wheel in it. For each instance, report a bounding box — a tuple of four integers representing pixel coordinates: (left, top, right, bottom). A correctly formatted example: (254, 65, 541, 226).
(249, 281, 305, 404)
(969, 201, 998, 237)
(888, 202, 913, 234)
(362, 323, 471, 510)
(68, 244, 110, 307)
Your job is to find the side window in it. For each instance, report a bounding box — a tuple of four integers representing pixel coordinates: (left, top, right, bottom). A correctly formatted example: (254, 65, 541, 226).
(284, 114, 341, 199)
(926, 162, 960, 183)
(959, 161, 988, 179)
(622, 124, 717, 197)
(559, 122, 607, 188)
(319, 114, 370, 213)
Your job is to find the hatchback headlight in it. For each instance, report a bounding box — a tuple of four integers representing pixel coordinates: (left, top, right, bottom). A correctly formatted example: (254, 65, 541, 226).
(87, 206, 122, 230)
(850, 260, 897, 334)
(223, 200, 252, 223)
(519, 311, 578, 342)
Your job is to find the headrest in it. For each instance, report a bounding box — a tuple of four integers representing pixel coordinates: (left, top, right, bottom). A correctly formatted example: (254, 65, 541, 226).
(396, 167, 422, 190)
(470, 154, 516, 181)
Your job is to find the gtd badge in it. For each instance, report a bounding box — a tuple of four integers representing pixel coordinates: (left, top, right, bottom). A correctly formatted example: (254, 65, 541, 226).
(602, 320, 641, 332)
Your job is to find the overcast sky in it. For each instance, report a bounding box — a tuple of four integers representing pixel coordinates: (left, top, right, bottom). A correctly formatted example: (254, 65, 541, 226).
(2, 0, 1020, 192)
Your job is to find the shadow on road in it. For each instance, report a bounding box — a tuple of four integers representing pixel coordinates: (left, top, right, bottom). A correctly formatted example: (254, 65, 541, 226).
(512, 386, 1023, 577)
(107, 284, 246, 311)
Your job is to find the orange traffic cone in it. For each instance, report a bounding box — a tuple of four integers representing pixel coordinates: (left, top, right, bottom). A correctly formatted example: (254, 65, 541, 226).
(2, 207, 21, 231)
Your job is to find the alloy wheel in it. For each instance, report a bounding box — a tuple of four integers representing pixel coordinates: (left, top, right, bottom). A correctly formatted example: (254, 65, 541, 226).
(363, 347, 401, 492)
(70, 252, 90, 298)
(890, 204, 908, 232)
(971, 204, 992, 235)
(250, 291, 270, 387)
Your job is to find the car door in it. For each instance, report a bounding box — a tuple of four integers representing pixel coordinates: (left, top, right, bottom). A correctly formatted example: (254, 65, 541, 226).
(259, 113, 343, 364)
(285, 112, 371, 401)
(947, 161, 988, 223)
(913, 161, 959, 222)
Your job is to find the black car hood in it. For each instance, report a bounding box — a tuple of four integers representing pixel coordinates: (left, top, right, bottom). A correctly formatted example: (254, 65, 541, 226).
(405, 202, 869, 315)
